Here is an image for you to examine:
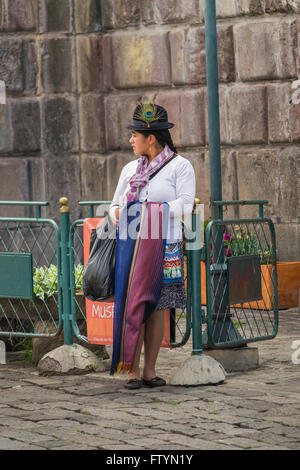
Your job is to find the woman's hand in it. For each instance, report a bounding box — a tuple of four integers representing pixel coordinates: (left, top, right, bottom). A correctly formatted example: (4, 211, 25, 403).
(115, 208, 123, 221)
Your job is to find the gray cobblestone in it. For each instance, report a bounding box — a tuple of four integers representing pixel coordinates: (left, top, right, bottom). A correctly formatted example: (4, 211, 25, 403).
(0, 428, 54, 443)
(216, 436, 290, 450)
(0, 437, 45, 450)
(0, 308, 299, 450)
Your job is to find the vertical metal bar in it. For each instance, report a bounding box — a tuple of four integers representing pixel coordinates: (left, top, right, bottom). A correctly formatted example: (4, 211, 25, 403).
(204, 0, 234, 346)
(204, 0, 222, 220)
(269, 220, 279, 336)
(191, 210, 202, 356)
(60, 197, 73, 346)
(259, 204, 264, 219)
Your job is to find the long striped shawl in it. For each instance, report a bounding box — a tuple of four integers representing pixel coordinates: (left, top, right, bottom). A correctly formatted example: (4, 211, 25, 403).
(110, 201, 169, 374)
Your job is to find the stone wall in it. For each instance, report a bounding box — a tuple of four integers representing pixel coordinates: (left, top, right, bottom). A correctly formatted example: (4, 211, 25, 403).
(0, 0, 299, 260)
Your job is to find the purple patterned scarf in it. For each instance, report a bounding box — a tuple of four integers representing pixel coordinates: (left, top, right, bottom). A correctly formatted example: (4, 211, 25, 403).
(124, 145, 174, 204)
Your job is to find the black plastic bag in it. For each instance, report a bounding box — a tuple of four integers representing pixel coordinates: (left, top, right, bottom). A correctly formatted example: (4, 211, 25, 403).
(83, 214, 117, 301)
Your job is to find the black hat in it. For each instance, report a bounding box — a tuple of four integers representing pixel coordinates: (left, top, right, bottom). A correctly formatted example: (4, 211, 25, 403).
(126, 102, 175, 131)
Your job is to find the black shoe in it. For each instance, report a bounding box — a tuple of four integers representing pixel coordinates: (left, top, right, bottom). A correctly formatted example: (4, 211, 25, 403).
(142, 377, 166, 388)
(124, 378, 142, 390)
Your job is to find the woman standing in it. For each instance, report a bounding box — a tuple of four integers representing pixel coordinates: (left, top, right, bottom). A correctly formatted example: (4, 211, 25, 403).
(109, 103, 196, 389)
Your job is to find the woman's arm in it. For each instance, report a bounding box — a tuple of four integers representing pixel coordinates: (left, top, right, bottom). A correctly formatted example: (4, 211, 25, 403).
(108, 165, 129, 222)
(167, 159, 196, 218)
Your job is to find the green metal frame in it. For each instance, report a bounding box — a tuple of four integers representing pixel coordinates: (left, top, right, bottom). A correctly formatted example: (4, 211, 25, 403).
(204, 202, 278, 348)
(69, 218, 87, 343)
(0, 206, 63, 338)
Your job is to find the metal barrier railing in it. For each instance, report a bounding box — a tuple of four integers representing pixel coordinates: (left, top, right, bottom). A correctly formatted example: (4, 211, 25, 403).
(0, 202, 63, 339)
(0, 198, 278, 360)
(204, 200, 278, 348)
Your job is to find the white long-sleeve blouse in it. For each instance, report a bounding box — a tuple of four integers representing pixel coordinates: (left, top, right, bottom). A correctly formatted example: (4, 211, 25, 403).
(109, 154, 196, 243)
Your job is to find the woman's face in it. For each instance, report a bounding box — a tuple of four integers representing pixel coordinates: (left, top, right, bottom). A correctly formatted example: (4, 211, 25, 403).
(129, 131, 150, 156)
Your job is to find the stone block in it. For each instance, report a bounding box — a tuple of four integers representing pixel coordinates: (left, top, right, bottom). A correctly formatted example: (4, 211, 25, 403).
(234, 149, 279, 220)
(238, 0, 265, 14)
(234, 20, 297, 81)
(188, 148, 237, 220)
(210, 85, 228, 145)
(39, 0, 72, 33)
(278, 147, 300, 223)
(204, 347, 259, 372)
(44, 96, 79, 155)
(1, 39, 37, 93)
(106, 153, 136, 200)
(220, 150, 240, 220)
(180, 89, 206, 146)
(101, 34, 113, 91)
(170, 27, 206, 85)
(74, 0, 102, 33)
(0, 1, 3, 31)
(41, 38, 75, 93)
(142, 0, 201, 25)
(290, 79, 300, 141)
(0, 39, 23, 91)
(199, 1, 264, 20)
(81, 155, 108, 203)
(265, 0, 300, 13)
(185, 150, 210, 220)
(10, 98, 41, 153)
(0, 38, 38, 93)
(217, 25, 236, 83)
(22, 39, 38, 93)
(0, 101, 11, 153)
(79, 94, 106, 152)
(154, 89, 181, 148)
(104, 93, 142, 150)
(0, 158, 31, 217)
(2, 0, 37, 31)
(76, 36, 102, 93)
(170, 25, 234, 85)
(268, 83, 292, 143)
(228, 85, 268, 144)
(101, 0, 140, 29)
(27, 158, 46, 204)
(111, 32, 170, 89)
(214, 0, 239, 17)
(275, 224, 300, 261)
(44, 156, 81, 221)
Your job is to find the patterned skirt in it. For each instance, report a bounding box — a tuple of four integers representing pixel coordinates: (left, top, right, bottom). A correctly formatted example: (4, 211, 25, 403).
(155, 241, 186, 310)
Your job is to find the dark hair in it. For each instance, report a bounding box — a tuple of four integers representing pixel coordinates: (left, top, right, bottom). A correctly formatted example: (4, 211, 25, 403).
(138, 129, 177, 154)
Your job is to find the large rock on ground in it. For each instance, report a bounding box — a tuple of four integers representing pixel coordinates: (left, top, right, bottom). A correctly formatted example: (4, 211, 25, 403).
(37, 344, 106, 376)
(32, 320, 109, 366)
(169, 354, 226, 386)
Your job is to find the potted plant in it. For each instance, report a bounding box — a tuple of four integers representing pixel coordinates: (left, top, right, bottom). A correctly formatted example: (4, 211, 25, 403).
(198, 225, 300, 310)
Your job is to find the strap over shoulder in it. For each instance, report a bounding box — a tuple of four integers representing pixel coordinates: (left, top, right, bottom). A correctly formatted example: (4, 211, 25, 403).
(149, 153, 178, 181)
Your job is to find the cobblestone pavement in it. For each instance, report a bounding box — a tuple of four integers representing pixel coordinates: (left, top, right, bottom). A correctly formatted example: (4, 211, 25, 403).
(0, 308, 300, 450)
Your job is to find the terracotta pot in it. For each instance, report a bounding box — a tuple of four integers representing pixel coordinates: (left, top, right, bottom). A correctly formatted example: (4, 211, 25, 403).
(197, 261, 300, 310)
(276, 262, 300, 309)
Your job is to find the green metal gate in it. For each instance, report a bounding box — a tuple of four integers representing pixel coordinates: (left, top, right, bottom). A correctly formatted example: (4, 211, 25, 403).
(0, 202, 63, 339)
(203, 201, 278, 349)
